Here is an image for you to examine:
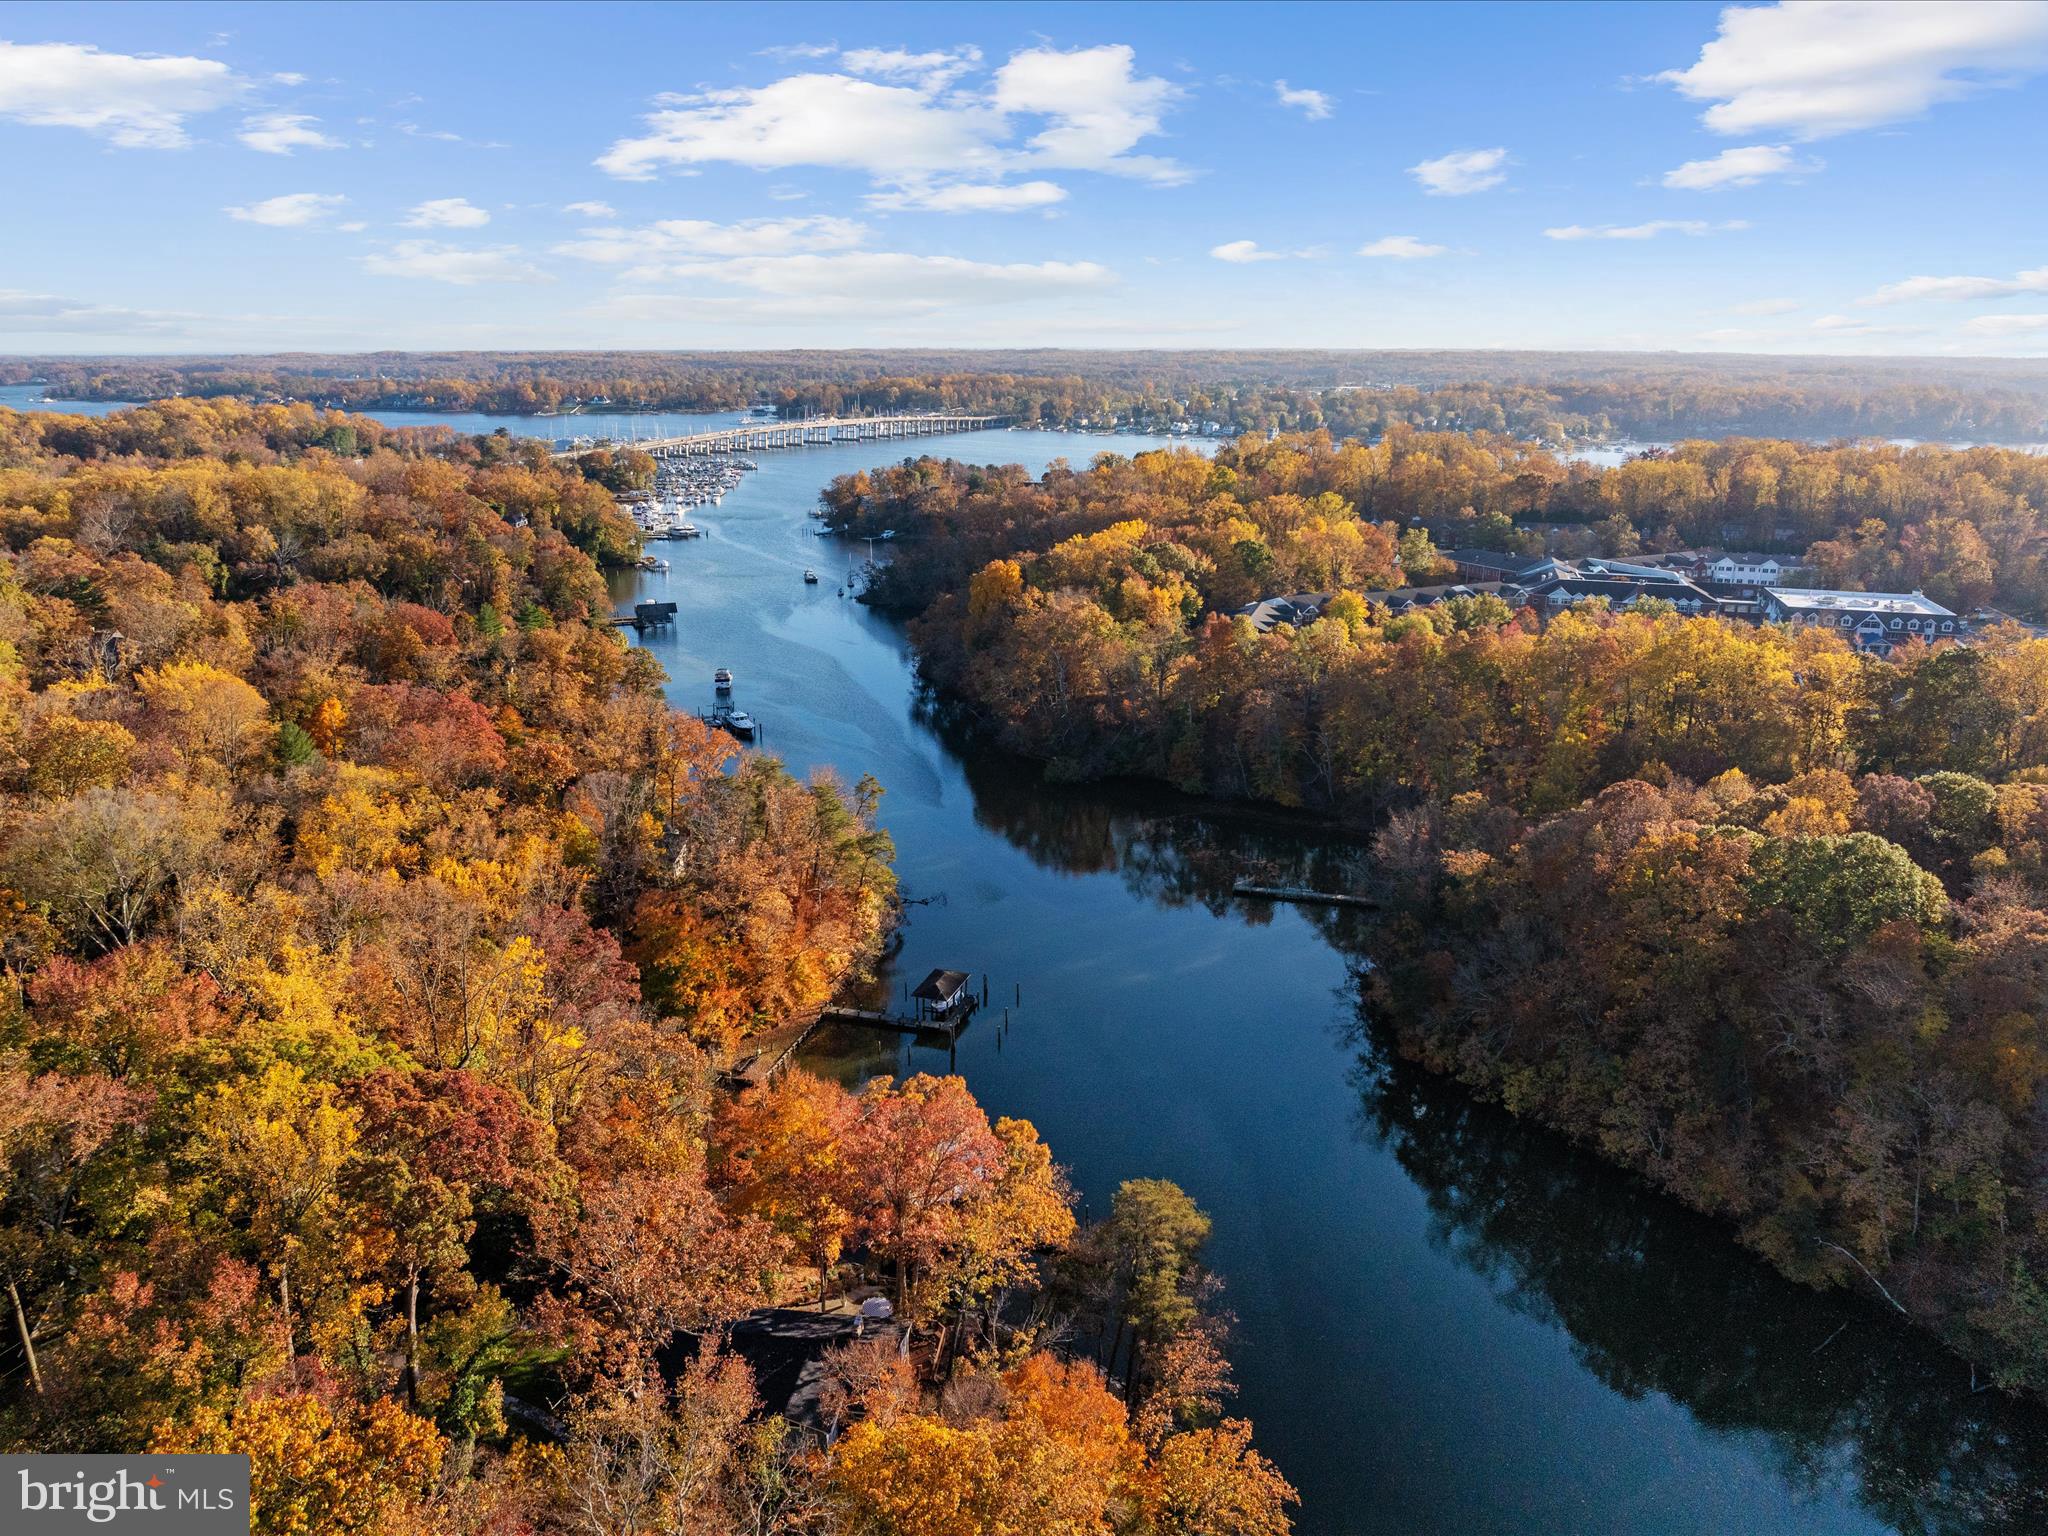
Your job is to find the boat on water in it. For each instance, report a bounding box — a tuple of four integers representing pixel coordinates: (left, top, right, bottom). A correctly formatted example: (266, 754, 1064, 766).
(714, 667, 733, 692)
(672, 522, 702, 539)
(803, 569, 819, 584)
(700, 707, 757, 741)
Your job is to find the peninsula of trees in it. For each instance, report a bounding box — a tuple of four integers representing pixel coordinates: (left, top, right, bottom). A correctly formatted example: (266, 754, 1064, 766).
(828, 430, 2048, 1393)
(0, 398, 1293, 1535)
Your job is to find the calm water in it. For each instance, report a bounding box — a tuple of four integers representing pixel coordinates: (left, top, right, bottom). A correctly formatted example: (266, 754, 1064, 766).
(0, 383, 132, 418)
(0, 383, 745, 442)
(591, 426, 2048, 1535)
(14, 382, 2048, 1530)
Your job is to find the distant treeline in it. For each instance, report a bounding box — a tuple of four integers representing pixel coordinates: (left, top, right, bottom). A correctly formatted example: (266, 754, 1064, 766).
(9, 349, 2048, 443)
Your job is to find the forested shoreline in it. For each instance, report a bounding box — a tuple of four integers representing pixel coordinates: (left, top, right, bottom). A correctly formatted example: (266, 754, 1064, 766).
(12, 349, 2048, 444)
(0, 399, 1295, 1535)
(829, 431, 2048, 1392)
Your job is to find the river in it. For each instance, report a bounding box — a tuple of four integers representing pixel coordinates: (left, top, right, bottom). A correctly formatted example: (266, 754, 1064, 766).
(15, 382, 2048, 1531)
(589, 426, 2048, 1535)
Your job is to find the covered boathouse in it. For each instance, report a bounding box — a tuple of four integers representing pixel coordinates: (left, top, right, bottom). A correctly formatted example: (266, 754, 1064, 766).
(910, 968, 972, 1022)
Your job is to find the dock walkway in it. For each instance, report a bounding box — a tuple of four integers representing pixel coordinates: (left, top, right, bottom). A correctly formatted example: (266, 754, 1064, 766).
(1232, 882, 1376, 909)
(820, 1004, 971, 1039)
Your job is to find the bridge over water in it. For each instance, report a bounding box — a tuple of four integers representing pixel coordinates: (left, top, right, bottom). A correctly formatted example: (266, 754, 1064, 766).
(554, 411, 1008, 459)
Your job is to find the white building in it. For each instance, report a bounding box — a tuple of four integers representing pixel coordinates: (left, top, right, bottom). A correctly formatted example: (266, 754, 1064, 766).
(1759, 588, 1964, 655)
(1704, 554, 1790, 586)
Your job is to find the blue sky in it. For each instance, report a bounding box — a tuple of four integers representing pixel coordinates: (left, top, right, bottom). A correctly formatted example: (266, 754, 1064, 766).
(2, 0, 2046, 355)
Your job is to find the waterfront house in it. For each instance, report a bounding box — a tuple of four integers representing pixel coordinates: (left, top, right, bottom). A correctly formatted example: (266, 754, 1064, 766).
(1758, 588, 1964, 655)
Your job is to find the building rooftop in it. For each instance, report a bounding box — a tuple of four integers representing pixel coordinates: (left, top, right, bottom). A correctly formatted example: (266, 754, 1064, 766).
(911, 968, 971, 1003)
(1767, 588, 1955, 617)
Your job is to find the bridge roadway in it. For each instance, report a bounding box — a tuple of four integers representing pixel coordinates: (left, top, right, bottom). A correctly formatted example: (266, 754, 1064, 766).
(553, 411, 1008, 459)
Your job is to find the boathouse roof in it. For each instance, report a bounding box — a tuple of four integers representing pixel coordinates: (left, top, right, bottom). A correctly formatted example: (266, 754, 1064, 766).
(912, 968, 971, 1002)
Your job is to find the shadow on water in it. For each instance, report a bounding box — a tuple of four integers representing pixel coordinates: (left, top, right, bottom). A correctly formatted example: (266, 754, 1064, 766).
(920, 726, 2048, 1534)
(1347, 1025, 2048, 1535)
(940, 714, 1376, 945)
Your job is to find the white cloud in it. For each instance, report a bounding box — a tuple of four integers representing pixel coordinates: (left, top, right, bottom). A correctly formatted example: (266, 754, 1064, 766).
(599, 73, 1002, 181)
(866, 179, 1067, 212)
(1964, 313, 2048, 335)
(362, 241, 550, 284)
(598, 43, 1185, 188)
(1859, 267, 2048, 305)
(1409, 147, 1508, 196)
(840, 45, 982, 88)
(225, 191, 347, 227)
(1662, 142, 1819, 189)
(1808, 313, 1927, 336)
(1358, 234, 1447, 259)
(237, 111, 342, 155)
(556, 215, 869, 264)
(563, 200, 616, 218)
(991, 45, 1186, 181)
(0, 288, 193, 336)
(271, 72, 307, 86)
(561, 215, 872, 266)
(593, 253, 1113, 322)
(1209, 240, 1327, 264)
(1658, 1, 2048, 139)
(1544, 218, 1747, 240)
(403, 197, 491, 228)
(397, 122, 509, 150)
(1274, 79, 1333, 119)
(0, 39, 244, 147)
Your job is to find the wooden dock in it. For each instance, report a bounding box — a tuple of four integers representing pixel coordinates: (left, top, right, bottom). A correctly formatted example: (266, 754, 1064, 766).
(725, 1015, 824, 1090)
(820, 1004, 970, 1039)
(1232, 882, 1376, 909)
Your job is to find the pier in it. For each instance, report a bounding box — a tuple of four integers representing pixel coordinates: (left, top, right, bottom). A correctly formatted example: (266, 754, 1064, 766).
(605, 599, 677, 632)
(819, 1004, 971, 1041)
(554, 411, 1007, 460)
(1232, 882, 1377, 909)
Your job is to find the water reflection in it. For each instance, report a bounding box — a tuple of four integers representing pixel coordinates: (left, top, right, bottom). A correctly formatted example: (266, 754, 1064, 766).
(1348, 1031, 2048, 1534)
(946, 723, 1374, 944)
(937, 742, 2048, 1533)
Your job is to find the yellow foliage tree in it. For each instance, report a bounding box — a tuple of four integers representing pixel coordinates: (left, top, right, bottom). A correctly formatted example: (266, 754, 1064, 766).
(153, 1392, 444, 1536)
